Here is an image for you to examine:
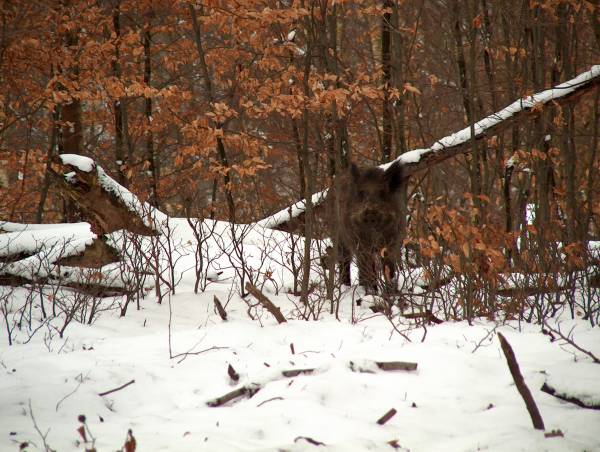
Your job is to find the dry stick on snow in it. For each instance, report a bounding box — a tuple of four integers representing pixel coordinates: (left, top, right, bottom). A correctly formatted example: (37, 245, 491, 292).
(376, 408, 397, 425)
(227, 364, 240, 382)
(213, 295, 228, 321)
(542, 321, 600, 364)
(497, 332, 545, 430)
(206, 384, 261, 407)
(207, 360, 418, 407)
(98, 379, 135, 397)
(256, 65, 600, 230)
(375, 361, 418, 371)
(171, 345, 229, 364)
(540, 382, 600, 410)
(294, 436, 326, 446)
(245, 282, 287, 323)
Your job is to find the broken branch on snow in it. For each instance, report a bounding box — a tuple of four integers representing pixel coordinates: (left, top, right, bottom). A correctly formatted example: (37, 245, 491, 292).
(497, 332, 545, 430)
(245, 282, 287, 324)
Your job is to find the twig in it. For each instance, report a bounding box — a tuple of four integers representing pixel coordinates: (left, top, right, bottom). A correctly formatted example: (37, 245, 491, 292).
(294, 436, 326, 446)
(470, 326, 498, 353)
(245, 282, 287, 323)
(98, 379, 135, 397)
(256, 397, 284, 407)
(543, 322, 600, 364)
(497, 332, 545, 430)
(55, 373, 86, 412)
(171, 345, 229, 364)
(28, 400, 53, 452)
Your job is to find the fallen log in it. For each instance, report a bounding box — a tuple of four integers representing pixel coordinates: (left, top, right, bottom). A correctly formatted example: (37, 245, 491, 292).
(206, 360, 418, 407)
(540, 382, 600, 410)
(50, 154, 159, 236)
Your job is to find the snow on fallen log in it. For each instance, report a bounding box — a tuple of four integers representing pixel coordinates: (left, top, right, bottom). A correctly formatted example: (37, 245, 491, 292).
(207, 359, 418, 407)
(540, 362, 600, 410)
(0, 222, 94, 258)
(53, 154, 168, 235)
(255, 190, 327, 229)
(257, 64, 600, 230)
(0, 222, 147, 293)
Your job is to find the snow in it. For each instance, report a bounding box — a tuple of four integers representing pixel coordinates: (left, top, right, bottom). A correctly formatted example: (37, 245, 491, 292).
(0, 222, 96, 281)
(255, 190, 328, 230)
(545, 362, 600, 407)
(60, 154, 96, 173)
(1, 217, 599, 451)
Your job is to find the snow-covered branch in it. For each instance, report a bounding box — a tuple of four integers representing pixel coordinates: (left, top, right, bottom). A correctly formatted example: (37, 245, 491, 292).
(257, 65, 600, 230)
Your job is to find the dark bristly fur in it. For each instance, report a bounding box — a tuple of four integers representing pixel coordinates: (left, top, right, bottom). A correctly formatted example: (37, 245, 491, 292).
(327, 162, 406, 292)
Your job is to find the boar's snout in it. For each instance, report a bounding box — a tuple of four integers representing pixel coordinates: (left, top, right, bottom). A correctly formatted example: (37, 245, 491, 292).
(363, 208, 381, 224)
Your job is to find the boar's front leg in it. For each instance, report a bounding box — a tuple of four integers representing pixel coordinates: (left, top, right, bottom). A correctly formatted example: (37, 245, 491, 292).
(339, 244, 352, 286)
(380, 246, 398, 294)
(357, 249, 377, 293)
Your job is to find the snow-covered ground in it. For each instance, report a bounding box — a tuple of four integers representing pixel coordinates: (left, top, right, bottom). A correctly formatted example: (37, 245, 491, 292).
(1, 218, 599, 451)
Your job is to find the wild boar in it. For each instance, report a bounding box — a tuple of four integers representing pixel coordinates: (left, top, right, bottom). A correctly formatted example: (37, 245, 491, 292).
(327, 161, 406, 292)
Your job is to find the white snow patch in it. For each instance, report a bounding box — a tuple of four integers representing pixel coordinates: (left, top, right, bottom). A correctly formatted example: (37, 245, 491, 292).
(59, 153, 96, 172)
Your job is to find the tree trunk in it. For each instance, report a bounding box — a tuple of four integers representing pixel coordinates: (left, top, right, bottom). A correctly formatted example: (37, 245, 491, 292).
(113, 1, 128, 187)
(143, 27, 159, 208)
(188, 3, 236, 222)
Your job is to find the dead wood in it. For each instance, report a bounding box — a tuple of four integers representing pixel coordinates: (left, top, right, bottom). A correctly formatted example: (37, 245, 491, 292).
(375, 361, 418, 371)
(207, 360, 418, 407)
(206, 384, 261, 407)
(213, 295, 228, 321)
(227, 364, 240, 382)
(497, 332, 545, 430)
(376, 408, 397, 425)
(0, 273, 132, 297)
(281, 368, 315, 377)
(403, 310, 444, 325)
(50, 159, 155, 236)
(541, 382, 600, 410)
(55, 238, 119, 268)
(245, 282, 287, 323)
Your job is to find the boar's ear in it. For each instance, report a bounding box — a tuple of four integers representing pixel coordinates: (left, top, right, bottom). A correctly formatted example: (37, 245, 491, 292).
(385, 162, 405, 192)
